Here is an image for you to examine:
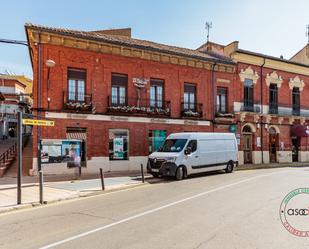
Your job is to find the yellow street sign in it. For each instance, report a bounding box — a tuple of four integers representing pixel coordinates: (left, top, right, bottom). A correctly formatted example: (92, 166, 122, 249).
(22, 119, 55, 127)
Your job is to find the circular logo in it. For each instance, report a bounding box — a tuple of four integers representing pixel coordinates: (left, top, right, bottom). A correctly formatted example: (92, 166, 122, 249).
(280, 188, 309, 237)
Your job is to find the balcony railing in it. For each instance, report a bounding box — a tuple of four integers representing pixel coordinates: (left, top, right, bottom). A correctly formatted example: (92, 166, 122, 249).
(107, 96, 171, 116)
(181, 102, 203, 118)
(63, 91, 93, 112)
(269, 103, 278, 114)
(240, 104, 261, 113)
(292, 104, 300, 116)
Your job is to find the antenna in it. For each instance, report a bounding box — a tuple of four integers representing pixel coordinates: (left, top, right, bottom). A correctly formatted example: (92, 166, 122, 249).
(205, 21, 212, 43)
(307, 24, 309, 44)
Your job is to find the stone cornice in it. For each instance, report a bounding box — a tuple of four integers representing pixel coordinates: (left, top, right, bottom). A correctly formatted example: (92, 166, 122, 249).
(232, 51, 309, 76)
(27, 29, 235, 73)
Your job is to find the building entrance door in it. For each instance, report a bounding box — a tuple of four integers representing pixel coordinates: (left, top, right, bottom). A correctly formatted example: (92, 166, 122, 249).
(291, 137, 299, 162)
(269, 127, 278, 163)
(243, 134, 253, 163)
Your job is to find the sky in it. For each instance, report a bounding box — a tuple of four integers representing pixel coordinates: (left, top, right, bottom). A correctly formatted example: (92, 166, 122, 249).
(1, 0, 309, 79)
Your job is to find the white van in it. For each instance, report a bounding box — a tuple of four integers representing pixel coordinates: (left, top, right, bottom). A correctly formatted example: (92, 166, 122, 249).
(147, 132, 238, 180)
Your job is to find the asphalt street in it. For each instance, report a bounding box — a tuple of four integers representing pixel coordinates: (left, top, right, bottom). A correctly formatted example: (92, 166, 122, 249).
(1, 167, 309, 249)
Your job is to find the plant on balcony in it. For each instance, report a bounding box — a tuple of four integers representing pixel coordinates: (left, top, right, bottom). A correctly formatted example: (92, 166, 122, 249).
(215, 112, 234, 118)
(107, 105, 170, 115)
(66, 102, 92, 111)
(183, 110, 201, 117)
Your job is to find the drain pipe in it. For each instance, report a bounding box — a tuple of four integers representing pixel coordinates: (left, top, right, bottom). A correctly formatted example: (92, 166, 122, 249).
(260, 58, 266, 164)
(211, 62, 217, 132)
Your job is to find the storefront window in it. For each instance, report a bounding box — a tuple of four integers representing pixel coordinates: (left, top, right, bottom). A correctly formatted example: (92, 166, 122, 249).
(109, 129, 129, 160)
(148, 130, 166, 154)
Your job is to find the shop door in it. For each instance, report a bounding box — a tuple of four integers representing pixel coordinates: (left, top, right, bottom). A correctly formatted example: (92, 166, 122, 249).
(243, 134, 253, 164)
(292, 137, 299, 162)
(269, 133, 277, 163)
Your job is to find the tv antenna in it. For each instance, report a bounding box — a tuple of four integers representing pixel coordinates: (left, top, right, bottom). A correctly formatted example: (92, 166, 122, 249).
(205, 21, 212, 43)
(307, 24, 309, 44)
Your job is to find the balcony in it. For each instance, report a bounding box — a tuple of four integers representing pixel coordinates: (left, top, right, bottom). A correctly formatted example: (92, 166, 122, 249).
(269, 104, 278, 115)
(292, 104, 300, 116)
(181, 102, 203, 118)
(107, 96, 171, 117)
(63, 91, 93, 112)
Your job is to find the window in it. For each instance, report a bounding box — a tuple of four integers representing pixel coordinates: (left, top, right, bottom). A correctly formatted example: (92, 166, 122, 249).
(217, 87, 228, 113)
(111, 73, 128, 106)
(184, 83, 196, 111)
(150, 79, 164, 108)
(159, 139, 188, 152)
(292, 87, 300, 116)
(186, 140, 197, 153)
(269, 84, 278, 114)
(244, 79, 254, 111)
(67, 68, 86, 102)
(148, 130, 166, 154)
(109, 129, 129, 160)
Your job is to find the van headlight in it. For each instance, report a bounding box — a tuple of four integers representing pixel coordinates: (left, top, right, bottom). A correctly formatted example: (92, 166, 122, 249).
(166, 157, 176, 163)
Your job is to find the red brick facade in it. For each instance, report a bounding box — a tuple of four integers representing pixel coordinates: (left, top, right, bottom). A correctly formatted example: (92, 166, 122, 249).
(25, 24, 309, 174)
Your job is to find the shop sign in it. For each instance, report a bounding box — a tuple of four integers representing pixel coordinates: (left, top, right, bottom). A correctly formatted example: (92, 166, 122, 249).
(41, 139, 82, 167)
(133, 77, 148, 88)
(256, 137, 261, 147)
(229, 124, 237, 133)
(113, 137, 124, 159)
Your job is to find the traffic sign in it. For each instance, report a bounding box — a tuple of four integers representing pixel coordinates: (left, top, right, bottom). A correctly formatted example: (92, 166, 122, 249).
(22, 119, 55, 126)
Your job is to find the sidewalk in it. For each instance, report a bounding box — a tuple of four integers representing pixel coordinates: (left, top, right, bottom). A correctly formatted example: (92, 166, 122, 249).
(0, 175, 146, 214)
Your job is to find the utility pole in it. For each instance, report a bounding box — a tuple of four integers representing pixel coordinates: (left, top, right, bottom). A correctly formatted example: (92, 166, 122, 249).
(17, 112, 22, 204)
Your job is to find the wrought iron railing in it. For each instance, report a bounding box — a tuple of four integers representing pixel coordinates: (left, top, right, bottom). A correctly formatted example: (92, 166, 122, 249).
(181, 102, 203, 118)
(107, 96, 171, 116)
(63, 91, 93, 112)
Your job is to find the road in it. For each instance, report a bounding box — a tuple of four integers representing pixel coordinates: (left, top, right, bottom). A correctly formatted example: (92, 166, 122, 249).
(0, 167, 309, 249)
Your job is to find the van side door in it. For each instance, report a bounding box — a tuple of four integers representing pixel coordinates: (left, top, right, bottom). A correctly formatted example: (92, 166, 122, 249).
(198, 139, 218, 172)
(183, 140, 199, 173)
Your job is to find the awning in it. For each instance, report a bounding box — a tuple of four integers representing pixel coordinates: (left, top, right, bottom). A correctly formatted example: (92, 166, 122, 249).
(66, 132, 87, 140)
(291, 125, 309, 137)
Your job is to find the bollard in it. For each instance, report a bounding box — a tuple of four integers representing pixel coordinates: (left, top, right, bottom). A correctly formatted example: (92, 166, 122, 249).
(39, 170, 44, 204)
(141, 164, 145, 183)
(100, 168, 105, 191)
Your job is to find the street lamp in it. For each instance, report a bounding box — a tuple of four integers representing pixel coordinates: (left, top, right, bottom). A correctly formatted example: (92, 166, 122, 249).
(46, 59, 56, 89)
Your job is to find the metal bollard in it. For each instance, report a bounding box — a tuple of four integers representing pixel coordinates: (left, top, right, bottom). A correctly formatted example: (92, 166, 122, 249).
(100, 168, 105, 191)
(39, 170, 44, 204)
(140, 164, 145, 183)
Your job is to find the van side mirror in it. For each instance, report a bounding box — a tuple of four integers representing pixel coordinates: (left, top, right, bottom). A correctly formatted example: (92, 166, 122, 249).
(184, 147, 192, 155)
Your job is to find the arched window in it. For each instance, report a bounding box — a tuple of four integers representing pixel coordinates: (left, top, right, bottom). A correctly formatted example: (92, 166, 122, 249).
(242, 125, 252, 133)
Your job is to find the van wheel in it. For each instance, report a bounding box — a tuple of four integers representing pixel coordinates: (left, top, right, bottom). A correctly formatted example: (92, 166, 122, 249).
(151, 173, 159, 178)
(175, 166, 184, 180)
(225, 161, 234, 173)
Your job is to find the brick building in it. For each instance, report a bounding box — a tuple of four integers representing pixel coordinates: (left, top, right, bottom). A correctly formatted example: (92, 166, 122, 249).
(25, 23, 309, 175)
(0, 74, 32, 139)
(25, 24, 237, 175)
(205, 41, 309, 164)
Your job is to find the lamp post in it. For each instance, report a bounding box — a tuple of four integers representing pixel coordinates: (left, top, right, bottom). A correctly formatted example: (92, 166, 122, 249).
(37, 58, 55, 204)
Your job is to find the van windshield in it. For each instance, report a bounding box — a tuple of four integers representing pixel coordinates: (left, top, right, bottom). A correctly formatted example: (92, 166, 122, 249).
(159, 139, 188, 152)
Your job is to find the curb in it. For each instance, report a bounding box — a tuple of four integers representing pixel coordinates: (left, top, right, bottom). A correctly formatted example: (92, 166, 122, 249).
(0, 182, 147, 215)
(236, 164, 309, 171)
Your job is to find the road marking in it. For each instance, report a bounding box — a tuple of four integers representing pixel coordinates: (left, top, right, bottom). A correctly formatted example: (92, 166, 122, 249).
(39, 170, 290, 249)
